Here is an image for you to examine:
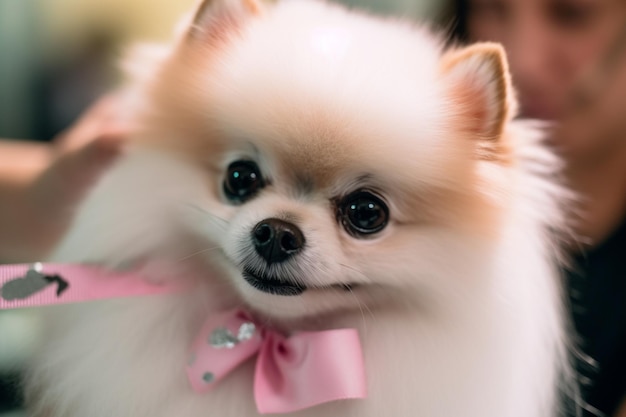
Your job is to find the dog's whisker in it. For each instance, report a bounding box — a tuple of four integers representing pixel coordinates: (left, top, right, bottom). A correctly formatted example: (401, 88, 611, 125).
(182, 203, 230, 227)
(338, 262, 369, 282)
(336, 263, 376, 328)
(324, 283, 373, 334)
(176, 246, 221, 263)
(346, 285, 375, 330)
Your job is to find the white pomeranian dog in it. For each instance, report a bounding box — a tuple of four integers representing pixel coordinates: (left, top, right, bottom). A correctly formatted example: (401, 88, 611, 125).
(25, 0, 575, 416)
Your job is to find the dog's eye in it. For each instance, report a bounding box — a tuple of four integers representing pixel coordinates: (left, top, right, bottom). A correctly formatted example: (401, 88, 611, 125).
(339, 191, 389, 236)
(223, 160, 265, 203)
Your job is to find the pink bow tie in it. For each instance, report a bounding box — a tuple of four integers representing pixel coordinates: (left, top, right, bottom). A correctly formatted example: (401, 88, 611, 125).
(186, 310, 367, 414)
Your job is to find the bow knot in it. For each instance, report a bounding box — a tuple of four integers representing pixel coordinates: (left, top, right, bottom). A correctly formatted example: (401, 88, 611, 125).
(186, 310, 367, 414)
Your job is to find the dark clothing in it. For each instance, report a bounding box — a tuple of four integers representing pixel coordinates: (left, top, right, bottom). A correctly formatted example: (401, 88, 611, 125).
(568, 215, 626, 416)
(0, 372, 22, 413)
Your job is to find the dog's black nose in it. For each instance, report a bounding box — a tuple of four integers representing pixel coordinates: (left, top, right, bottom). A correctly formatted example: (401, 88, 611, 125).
(252, 218, 305, 264)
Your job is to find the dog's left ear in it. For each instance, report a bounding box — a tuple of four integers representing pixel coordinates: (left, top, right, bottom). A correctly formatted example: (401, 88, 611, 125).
(186, 0, 264, 42)
(440, 43, 516, 143)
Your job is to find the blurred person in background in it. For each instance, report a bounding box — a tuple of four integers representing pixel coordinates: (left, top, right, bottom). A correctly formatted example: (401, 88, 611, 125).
(445, 0, 626, 416)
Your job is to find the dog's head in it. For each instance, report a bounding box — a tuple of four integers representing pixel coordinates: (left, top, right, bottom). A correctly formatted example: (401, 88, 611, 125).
(125, 0, 516, 320)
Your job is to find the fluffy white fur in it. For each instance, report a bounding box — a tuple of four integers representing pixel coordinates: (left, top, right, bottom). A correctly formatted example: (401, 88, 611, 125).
(25, 1, 574, 416)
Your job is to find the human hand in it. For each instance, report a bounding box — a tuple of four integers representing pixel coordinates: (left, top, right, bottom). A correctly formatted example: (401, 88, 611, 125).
(0, 95, 127, 262)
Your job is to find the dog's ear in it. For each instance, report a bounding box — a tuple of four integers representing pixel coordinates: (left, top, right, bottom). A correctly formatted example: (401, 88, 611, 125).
(440, 43, 516, 143)
(186, 0, 264, 42)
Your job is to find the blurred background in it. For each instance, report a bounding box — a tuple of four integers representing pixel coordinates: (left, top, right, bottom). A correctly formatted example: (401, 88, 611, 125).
(0, 0, 196, 141)
(0, 1, 442, 415)
(0, 0, 441, 141)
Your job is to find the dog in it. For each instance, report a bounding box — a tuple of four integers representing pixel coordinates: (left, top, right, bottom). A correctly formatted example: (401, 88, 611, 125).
(25, 0, 574, 416)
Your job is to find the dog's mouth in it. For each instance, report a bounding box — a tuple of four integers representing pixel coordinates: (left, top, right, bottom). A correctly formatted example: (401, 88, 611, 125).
(242, 268, 307, 296)
(242, 268, 358, 296)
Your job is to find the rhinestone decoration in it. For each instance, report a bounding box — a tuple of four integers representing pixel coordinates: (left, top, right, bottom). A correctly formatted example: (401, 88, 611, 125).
(210, 322, 256, 349)
(237, 322, 256, 342)
(210, 327, 239, 349)
(202, 372, 215, 383)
